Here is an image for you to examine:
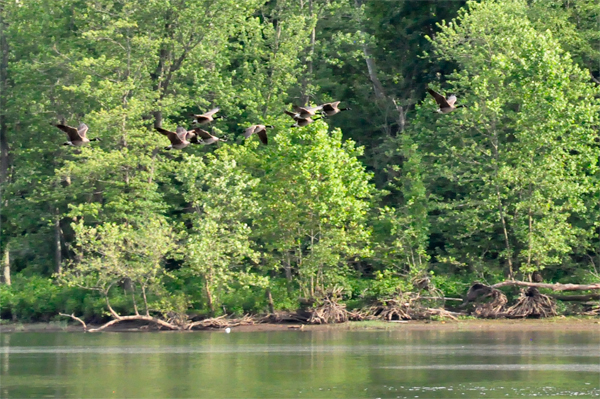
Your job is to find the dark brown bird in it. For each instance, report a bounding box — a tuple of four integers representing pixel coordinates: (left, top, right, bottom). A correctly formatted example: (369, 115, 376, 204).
(191, 107, 222, 125)
(320, 101, 351, 116)
(54, 123, 100, 146)
(532, 271, 543, 283)
(155, 126, 198, 150)
(193, 128, 227, 145)
(427, 88, 464, 114)
(244, 125, 273, 145)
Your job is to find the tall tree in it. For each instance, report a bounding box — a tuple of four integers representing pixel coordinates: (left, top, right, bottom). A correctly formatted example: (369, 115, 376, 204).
(405, 0, 599, 280)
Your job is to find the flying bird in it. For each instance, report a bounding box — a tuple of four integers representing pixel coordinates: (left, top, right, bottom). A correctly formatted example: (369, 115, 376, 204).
(291, 105, 323, 119)
(284, 110, 316, 127)
(191, 107, 222, 125)
(155, 126, 199, 150)
(193, 128, 227, 145)
(320, 101, 351, 116)
(244, 125, 273, 145)
(54, 123, 100, 146)
(427, 88, 464, 114)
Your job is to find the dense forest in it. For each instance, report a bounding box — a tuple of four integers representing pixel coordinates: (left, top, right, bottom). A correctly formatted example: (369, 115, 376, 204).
(0, 0, 598, 326)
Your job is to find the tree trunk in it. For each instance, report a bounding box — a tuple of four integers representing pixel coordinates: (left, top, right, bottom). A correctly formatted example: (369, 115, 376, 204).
(204, 277, 215, 315)
(284, 252, 292, 282)
(2, 243, 10, 286)
(362, 43, 386, 99)
(54, 209, 62, 274)
(301, 0, 316, 105)
(265, 288, 275, 314)
(0, 2, 10, 185)
(491, 134, 514, 279)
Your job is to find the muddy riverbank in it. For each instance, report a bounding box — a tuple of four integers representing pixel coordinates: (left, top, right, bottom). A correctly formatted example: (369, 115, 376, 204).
(1, 317, 598, 333)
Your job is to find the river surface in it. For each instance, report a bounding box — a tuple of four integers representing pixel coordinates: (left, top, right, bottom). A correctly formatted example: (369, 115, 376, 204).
(1, 329, 599, 398)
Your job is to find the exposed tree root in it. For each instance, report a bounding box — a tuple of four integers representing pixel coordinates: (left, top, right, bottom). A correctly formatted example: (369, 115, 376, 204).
(366, 298, 412, 321)
(582, 304, 600, 316)
(259, 312, 306, 323)
(362, 293, 463, 321)
(473, 289, 508, 318)
(506, 287, 557, 318)
(306, 297, 349, 324)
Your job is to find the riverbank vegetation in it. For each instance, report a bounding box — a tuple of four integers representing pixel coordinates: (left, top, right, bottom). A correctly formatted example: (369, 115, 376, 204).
(1, 0, 599, 328)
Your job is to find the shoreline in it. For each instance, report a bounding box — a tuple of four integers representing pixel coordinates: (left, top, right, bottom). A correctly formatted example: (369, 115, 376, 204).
(1, 317, 598, 333)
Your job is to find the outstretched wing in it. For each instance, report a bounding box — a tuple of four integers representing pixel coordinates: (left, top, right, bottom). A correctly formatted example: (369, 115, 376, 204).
(256, 128, 268, 145)
(244, 125, 258, 138)
(194, 128, 214, 140)
(427, 88, 450, 108)
(446, 95, 457, 106)
(305, 105, 323, 112)
(155, 127, 182, 144)
(323, 101, 340, 111)
(284, 110, 299, 119)
(55, 124, 81, 141)
(202, 107, 220, 117)
(77, 123, 89, 138)
(176, 126, 188, 139)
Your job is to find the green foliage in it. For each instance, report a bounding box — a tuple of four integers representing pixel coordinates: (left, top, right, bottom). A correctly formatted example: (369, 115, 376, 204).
(254, 121, 377, 297)
(366, 270, 412, 300)
(0, 275, 109, 321)
(405, 0, 600, 278)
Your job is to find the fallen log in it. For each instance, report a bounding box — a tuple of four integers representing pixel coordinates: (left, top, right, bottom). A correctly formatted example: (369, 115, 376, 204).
(60, 313, 180, 332)
(492, 280, 600, 291)
(550, 294, 600, 301)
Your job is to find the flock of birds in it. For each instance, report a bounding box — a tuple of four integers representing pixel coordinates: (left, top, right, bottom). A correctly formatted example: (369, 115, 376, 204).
(52, 88, 460, 149)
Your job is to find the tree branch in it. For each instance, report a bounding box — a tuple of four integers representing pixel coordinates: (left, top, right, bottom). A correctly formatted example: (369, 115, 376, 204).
(59, 313, 88, 331)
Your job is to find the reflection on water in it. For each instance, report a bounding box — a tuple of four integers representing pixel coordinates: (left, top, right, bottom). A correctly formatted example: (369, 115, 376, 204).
(1, 329, 599, 398)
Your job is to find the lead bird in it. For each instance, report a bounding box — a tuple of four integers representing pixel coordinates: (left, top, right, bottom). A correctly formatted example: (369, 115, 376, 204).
(319, 101, 351, 117)
(244, 124, 273, 145)
(54, 122, 100, 146)
(155, 126, 200, 150)
(427, 88, 464, 114)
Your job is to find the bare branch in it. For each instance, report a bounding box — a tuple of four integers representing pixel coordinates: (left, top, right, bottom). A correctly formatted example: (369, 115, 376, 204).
(59, 313, 88, 331)
(87, 315, 180, 332)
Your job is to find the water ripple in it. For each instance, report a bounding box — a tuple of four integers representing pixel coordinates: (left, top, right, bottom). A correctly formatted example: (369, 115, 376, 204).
(381, 364, 600, 372)
(1, 344, 599, 356)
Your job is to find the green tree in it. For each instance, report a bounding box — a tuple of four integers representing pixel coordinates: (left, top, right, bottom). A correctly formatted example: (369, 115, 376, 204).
(407, 0, 599, 280)
(254, 121, 376, 297)
(177, 149, 263, 314)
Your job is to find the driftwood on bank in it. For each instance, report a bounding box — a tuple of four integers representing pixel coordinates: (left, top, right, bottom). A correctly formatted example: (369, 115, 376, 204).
(492, 280, 600, 291)
(186, 314, 254, 330)
(550, 294, 600, 301)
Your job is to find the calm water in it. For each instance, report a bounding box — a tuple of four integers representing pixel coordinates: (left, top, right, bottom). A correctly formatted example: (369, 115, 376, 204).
(1, 329, 599, 398)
